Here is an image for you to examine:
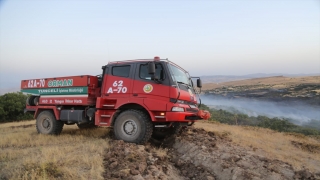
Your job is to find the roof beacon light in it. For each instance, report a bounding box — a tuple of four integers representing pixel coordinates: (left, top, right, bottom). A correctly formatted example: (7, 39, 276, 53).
(154, 56, 160, 61)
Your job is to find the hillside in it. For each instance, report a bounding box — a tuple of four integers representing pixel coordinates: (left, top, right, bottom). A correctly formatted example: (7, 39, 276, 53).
(201, 76, 320, 121)
(1, 120, 319, 179)
(202, 76, 320, 90)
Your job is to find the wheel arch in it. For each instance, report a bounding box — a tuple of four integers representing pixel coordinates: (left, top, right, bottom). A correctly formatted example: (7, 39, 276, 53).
(111, 103, 153, 126)
(34, 107, 60, 120)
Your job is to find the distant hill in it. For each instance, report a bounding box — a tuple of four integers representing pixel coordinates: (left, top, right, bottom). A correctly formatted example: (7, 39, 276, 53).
(0, 87, 20, 95)
(202, 75, 320, 90)
(200, 73, 320, 84)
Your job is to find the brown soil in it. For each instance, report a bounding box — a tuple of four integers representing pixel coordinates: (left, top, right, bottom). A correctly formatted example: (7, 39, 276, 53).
(103, 127, 320, 180)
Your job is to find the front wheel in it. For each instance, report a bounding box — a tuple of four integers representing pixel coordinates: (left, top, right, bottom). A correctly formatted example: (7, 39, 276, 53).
(36, 111, 64, 135)
(113, 110, 153, 144)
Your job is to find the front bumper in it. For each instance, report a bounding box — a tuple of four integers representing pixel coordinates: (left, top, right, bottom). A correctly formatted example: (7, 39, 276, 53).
(164, 109, 210, 122)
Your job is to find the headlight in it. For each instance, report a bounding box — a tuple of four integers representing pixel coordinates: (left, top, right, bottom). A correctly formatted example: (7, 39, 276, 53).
(172, 107, 185, 112)
(189, 104, 197, 108)
(176, 100, 185, 104)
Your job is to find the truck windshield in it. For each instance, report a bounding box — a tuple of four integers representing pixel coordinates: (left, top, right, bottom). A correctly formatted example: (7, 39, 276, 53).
(168, 64, 190, 86)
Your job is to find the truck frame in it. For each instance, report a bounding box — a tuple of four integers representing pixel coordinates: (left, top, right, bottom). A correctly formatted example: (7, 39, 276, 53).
(21, 57, 210, 144)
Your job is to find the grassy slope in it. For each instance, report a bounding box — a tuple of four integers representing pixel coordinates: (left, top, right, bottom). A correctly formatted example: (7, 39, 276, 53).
(0, 120, 109, 180)
(195, 121, 320, 172)
(1, 120, 320, 179)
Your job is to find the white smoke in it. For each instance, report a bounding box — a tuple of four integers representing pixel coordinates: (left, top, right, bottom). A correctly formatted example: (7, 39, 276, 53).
(201, 95, 320, 127)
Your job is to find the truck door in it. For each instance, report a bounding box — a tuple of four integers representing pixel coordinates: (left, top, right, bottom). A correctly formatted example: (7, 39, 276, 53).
(102, 64, 134, 98)
(132, 62, 170, 111)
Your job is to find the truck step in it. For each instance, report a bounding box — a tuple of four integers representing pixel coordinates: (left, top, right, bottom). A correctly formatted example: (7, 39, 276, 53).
(154, 125, 168, 128)
(103, 104, 115, 107)
(101, 115, 111, 118)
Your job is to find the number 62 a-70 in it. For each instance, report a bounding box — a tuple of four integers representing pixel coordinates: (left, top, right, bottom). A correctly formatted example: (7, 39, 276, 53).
(107, 81, 127, 93)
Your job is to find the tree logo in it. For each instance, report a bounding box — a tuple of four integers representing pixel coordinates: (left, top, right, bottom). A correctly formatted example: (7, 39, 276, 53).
(143, 84, 153, 93)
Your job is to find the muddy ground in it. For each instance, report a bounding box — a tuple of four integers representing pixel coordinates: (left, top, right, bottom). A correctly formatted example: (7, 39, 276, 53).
(104, 127, 320, 180)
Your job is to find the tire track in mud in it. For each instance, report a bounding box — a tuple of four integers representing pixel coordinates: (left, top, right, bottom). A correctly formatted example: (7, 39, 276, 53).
(103, 127, 319, 180)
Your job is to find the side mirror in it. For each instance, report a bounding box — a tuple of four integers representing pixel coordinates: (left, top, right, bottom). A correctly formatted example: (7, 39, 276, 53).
(197, 79, 202, 88)
(148, 62, 155, 74)
(159, 70, 164, 80)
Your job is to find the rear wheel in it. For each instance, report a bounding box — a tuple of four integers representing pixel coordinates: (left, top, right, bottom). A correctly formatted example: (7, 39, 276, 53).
(114, 110, 153, 144)
(36, 111, 64, 135)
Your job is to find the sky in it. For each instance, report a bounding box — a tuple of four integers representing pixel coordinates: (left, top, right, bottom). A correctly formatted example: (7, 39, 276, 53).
(0, 0, 319, 90)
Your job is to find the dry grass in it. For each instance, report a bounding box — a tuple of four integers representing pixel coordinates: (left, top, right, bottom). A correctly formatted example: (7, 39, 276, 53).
(0, 120, 110, 180)
(195, 121, 320, 172)
(202, 75, 320, 90)
(151, 147, 168, 160)
(2, 119, 320, 178)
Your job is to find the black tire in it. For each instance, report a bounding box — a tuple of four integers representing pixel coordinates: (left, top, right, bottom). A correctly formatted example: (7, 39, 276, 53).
(172, 123, 183, 135)
(36, 111, 64, 135)
(26, 96, 35, 106)
(152, 123, 182, 139)
(113, 110, 153, 144)
(77, 122, 97, 129)
(33, 96, 39, 105)
(152, 129, 168, 139)
(26, 96, 30, 106)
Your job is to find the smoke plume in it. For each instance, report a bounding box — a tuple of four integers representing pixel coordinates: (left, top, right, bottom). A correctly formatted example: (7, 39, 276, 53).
(201, 95, 320, 127)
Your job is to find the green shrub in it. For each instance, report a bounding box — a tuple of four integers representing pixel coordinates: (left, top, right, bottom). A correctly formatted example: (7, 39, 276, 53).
(0, 92, 33, 122)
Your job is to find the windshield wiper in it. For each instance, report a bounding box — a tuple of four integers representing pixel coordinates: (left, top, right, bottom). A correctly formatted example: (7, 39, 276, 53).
(177, 81, 191, 87)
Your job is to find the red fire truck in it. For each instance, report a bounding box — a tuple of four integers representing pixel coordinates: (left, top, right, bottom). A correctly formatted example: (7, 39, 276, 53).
(21, 57, 210, 144)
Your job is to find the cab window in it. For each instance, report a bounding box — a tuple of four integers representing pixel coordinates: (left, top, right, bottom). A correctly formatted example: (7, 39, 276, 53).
(112, 65, 130, 77)
(139, 63, 165, 80)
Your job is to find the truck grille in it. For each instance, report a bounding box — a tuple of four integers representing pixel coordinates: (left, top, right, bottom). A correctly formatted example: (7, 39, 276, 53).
(186, 108, 199, 113)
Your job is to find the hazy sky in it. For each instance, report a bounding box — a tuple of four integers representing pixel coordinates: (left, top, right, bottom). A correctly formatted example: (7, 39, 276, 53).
(0, 0, 319, 89)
